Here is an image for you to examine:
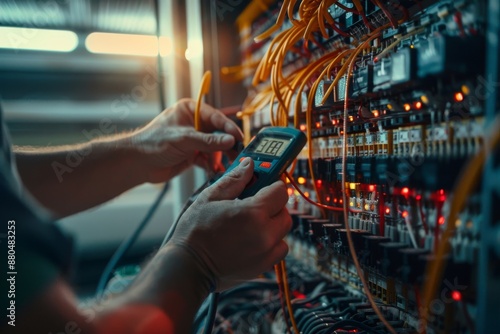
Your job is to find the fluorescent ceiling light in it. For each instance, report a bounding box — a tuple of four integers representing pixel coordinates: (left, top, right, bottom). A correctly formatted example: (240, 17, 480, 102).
(86, 32, 171, 57)
(0, 27, 78, 52)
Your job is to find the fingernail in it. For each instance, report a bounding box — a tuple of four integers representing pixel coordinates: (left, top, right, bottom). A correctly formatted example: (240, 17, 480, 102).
(220, 134, 234, 145)
(240, 157, 251, 167)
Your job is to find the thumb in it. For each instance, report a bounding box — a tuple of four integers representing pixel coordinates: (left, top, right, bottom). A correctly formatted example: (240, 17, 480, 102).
(182, 130, 235, 152)
(202, 158, 254, 201)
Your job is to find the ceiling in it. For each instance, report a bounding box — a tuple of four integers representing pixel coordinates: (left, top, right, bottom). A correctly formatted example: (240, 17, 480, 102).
(0, 0, 157, 35)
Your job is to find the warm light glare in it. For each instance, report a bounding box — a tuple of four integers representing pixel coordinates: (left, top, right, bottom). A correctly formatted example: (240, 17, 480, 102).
(0, 27, 78, 52)
(287, 188, 294, 196)
(297, 177, 306, 185)
(185, 39, 203, 61)
(368, 184, 376, 192)
(86, 32, 171, 57)
(402, 210, 409, 218)
(415, 101, 423, 109)
(299, 124, 307, 131)
(461, 85, 470, 95)
(316, 180, 323, 187)
(403, 103, 411, 111)
(304, 191, 310, 198)
(372, 110, 380, 117)
(401, 187, 410, 196)
(316, 122, 321, 128)
(420, 95, 429, 104)
(387, 103, 393, 110)
(385, 207, 391, 215)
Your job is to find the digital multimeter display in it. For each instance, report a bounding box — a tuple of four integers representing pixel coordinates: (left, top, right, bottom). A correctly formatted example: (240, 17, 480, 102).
(248, 136, 291, 157)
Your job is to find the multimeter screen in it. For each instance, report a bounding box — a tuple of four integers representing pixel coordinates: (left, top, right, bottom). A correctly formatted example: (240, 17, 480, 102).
(248, 136, 291, 157)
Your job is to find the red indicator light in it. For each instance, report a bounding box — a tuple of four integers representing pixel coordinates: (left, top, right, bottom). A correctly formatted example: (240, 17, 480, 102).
(438, 216, 445, 225)
(415, 101, 422, 109)
(316, 122, 321, 128)
(316, 179, 323, 187)
(451, 290, 462, 301)
(333, 198, 338, 203)
(401, 187, 410, 196)
(402, 211, 408, 218)
(332, 119, 337, 125)
(368, 184, 376, 192)
(403, 103, 411, 111)
(385, 207, 391, 215)
(339, 199, 343, 204)
(416, 194, 422, 201)
(325, 196, 331, 202)
(454, 92, 464, 102)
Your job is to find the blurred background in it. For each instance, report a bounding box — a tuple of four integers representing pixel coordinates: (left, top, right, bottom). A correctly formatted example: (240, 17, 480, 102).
(0, 0, 248, 296)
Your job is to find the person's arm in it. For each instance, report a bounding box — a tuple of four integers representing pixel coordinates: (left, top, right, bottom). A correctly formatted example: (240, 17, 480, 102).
(14, 99, 243, 217)
(12, 159, 291, 334)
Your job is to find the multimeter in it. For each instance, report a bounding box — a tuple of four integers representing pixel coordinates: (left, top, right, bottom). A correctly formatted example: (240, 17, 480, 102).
(225, 127, 307, 199)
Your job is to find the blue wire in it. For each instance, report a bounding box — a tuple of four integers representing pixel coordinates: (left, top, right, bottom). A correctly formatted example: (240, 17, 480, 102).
(96, 182, 169, 297)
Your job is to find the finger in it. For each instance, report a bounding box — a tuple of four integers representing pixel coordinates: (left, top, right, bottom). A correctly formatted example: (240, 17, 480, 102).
(268, 208, 292, 241)
(201, 157, 254, 201)
(181, 129, 236, 152)
(197, 102, 243, 141)
(252, 180, 289, 217)
(261, 241, 289, 270)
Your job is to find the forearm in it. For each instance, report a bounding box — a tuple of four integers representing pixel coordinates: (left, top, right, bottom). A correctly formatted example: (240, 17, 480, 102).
(14, 134, 147, 218)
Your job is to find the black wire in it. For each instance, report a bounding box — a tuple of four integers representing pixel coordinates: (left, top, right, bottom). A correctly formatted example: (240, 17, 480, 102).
(319, 319, 386, 334)
(96, 183, 169, 297)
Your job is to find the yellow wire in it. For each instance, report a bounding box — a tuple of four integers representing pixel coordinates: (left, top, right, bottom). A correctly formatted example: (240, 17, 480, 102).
(421, 114, 500, 329)
(281, 260, 300, 334)
(194, 71, 212, 131)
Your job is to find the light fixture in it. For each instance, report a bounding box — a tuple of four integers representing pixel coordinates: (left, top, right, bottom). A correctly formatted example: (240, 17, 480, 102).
(85, 32, 171, 57)
(0, 26, 78, 52)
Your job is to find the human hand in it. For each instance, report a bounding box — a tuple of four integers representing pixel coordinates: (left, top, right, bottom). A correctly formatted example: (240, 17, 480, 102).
(168, 157, 292, 291)
(131, 98, 243, 183)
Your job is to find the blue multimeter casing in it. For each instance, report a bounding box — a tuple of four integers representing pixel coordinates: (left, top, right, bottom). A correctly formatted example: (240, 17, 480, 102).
(225, 127, 307, 199)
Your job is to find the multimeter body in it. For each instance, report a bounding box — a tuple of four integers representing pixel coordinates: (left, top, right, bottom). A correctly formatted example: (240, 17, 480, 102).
(225, 127, 307, 199)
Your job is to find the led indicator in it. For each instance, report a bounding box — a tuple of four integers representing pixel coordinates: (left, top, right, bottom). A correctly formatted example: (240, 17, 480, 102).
(316, 180, 323, 187)
(454, 92, 464, 102)
(297, 177, 306, 185)
(364, 204, 370, 211)
(420, 95, 429, 104)
(438, 216, 445, 225)
(451, 290, 462, 302)
(326, 196, 331, 202)
(368, 184, 376, 192)
(287, 188, 294, 196)
(387, 103, 393, 110)
(300, 124, 307, 131)
(402, 211, 408, 218)
(416, 194, 422, 201)
(316, 122, 321, 128)
(372, 110, 380, 117)
(401, 187, 410, 196)
(403, 103, 411, 112)
(385, 207, 391, 215)
(415, 101, 423, 109)
(461, 85, 471, 96)
(304, 191, 310, 198)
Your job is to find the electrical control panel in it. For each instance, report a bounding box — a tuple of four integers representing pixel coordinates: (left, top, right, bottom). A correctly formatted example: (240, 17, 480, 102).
(210, 0, 500, 333)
